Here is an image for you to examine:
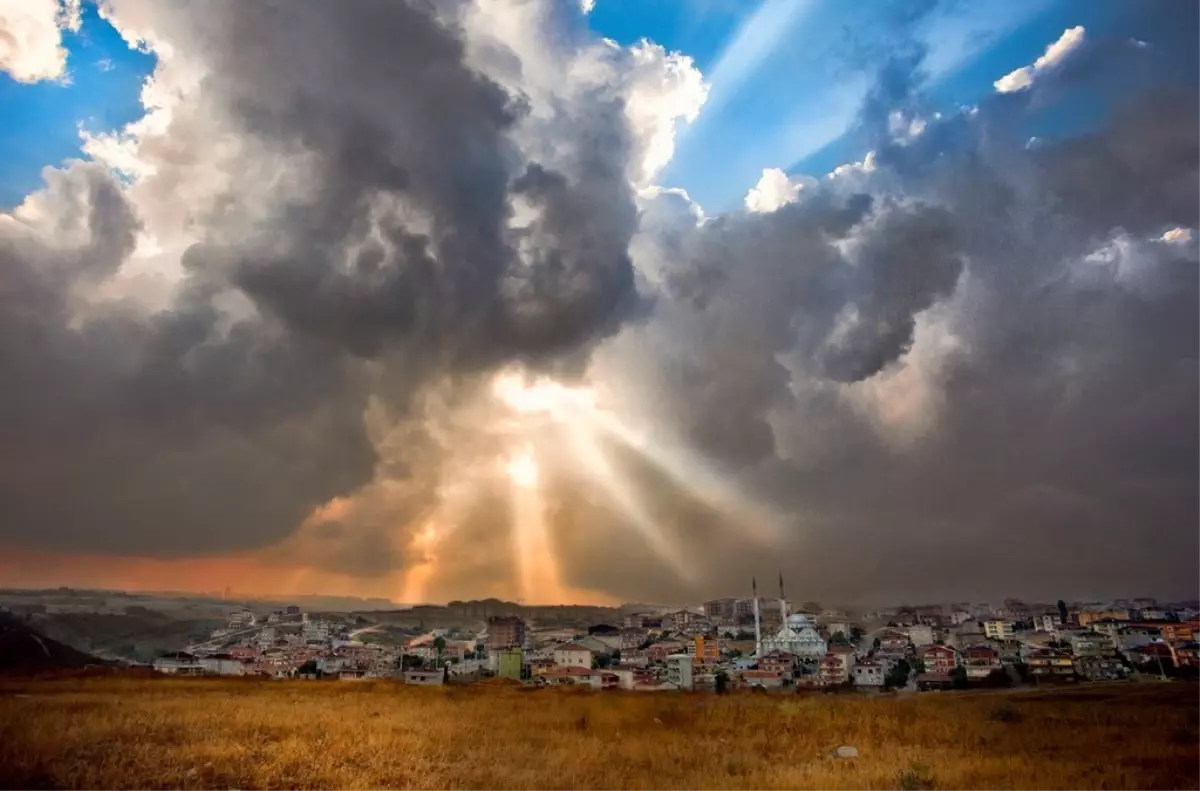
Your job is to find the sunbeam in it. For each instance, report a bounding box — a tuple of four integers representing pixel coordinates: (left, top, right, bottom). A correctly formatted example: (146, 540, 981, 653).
(506, 444, 563, 604)
(563, 419, 696, 582)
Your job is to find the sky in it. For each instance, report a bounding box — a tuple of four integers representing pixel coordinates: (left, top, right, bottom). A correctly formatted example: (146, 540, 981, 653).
(0, 0, 1195, 607)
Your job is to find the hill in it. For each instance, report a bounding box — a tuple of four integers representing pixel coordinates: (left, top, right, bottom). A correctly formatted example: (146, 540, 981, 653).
(0, 614, 103, 674)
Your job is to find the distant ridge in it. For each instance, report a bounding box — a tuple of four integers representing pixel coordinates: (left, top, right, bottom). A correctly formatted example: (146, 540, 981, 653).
(0, 612, 105, 674)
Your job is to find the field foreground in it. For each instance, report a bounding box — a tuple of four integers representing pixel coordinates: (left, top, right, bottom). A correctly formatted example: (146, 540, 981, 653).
(0, 676, 1196, 789)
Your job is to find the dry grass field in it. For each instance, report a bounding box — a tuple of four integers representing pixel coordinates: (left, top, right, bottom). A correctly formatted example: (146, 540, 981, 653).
(0, 674, 1196, 790)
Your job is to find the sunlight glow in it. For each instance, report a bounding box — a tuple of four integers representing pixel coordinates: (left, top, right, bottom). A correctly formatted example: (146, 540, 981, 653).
(507, 445, 562, 604)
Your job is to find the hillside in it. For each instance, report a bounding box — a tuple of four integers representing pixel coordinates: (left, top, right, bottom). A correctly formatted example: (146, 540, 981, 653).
(0, 676, 1195, 789)
(0, 614, 102, 674)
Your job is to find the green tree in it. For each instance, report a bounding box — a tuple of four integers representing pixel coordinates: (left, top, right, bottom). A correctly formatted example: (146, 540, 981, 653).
(951, 666, 969, 689)
(297, 659, 319, 676)
(715, 669, 729, 695)
(434, 635, 446, 666)
(885, 659, 912, 689)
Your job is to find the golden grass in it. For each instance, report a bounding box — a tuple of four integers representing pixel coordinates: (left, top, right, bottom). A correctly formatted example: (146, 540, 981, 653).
(0, 675, 1196, 790)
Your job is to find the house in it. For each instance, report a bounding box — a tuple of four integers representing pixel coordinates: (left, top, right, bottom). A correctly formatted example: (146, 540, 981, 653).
(553, 643, 595, 669)
(876, 629, 909, 657)
(984, 620, 1014, 640)
(1027, 648, 1074, 677)
(1078, 608, 1131, 626)
(757, 650, 795, 675)
(918, 644, 958, 674)
(338, 668, 369, 681)
(818, 654, 849, 685)
(741, 669, 785, 689)
(823, 621, 852, 638)
(1074, 656, 1126, 681)
(960, 644, 1002, 679)
(853, 659, 886, 687)
(403, 669, 444, 685)
(827, 644, 857, 673)
(950, 610, 972, 625)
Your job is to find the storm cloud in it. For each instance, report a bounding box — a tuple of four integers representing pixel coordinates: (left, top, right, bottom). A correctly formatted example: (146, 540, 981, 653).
(0, 0, 1195, 605)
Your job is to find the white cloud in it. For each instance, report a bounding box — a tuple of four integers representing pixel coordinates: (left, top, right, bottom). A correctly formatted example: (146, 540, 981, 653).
(0, 0, 81, 83)
(579, 0, 595, 13)
(1160, 227, 1193, 245)
(744, 167, 815, 213)
(994, 25, 1085, 94)
(828, 150, 877, 180)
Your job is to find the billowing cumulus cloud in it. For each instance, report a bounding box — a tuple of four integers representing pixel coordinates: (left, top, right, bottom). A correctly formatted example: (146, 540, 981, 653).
(0, 2, 1196, 606)
(0, 0, 80, 83)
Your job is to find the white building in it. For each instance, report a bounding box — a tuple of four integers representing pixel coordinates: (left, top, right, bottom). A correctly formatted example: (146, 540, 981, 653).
(853, 659, 886, 687)
(257, 626, 276, 648)
(950, 610, 972, 625)
(823, 621, 852, 638)
(1035, 614, 1059, 633)
(404, 669, 444, 686)
(553, 643, 594, 669)
(984, 620, 1015, 641)
(665, 653, 693, 690)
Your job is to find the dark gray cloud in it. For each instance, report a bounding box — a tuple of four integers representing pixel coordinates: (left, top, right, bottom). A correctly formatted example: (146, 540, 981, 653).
(0, 0, 640, 563)
(0, 2, 1195, 607)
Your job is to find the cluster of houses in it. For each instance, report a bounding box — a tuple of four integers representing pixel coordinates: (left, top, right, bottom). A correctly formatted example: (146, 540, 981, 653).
(151, 595, 1200, 691)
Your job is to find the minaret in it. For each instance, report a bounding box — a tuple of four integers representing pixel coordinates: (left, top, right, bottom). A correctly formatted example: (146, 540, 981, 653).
(752, 576, 762, 658)
(779, 570, 787, 622)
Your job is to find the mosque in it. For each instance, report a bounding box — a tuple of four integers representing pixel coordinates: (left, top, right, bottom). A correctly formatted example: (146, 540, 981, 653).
(753, 574, 827, 661)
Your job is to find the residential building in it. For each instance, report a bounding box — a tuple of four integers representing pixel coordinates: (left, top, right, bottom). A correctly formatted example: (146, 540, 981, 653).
(1027, 648, 1074, 677)
(758, 650, 795, 676)
(670, 610, 701, 631)
(496, 646, 523, 680)
(647, 641, 685, 662)
(228, 609, 256, 630)
(257, 626, 276, 648)
(620, 627, 648, 651)
(853, 659, 886, 687)
(301, 620, 330, 645)
(918, 644, 958, 674)
(665, 653, 694, 690)
(285, 605, 301, 616)
(984, 620, 1014, 641)
(876, 629, 909, 657)
(703, 598, 737, 621)
(623, 612, 651, 629)
(553, 643, 594, 669)
(961, 644, 1002, 679)
(1035, 614, 1059, 632)
(689, 635, 720, 666)
(733, 598, 757, 620)
(822, 621, 851, 639)
(1066, 631, 1114, 657)
(1074, 656, 1126, 681)
(950, 610, 972, 625)
(1078, 608, 1131, 626)
(818, 654, 850, 685)
(486, 616, 526, 650)
(197, 654, 247, 676)
(907, 624, 935, 647)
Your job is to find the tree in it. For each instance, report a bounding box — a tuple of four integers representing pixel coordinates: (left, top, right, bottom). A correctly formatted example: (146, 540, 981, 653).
(873, 637, 881, 651)
(1057, 600, 1069, 625)
(400, 654, 423, 670)
(715, 669, 729, 695)
(951, 666, 969, 689)
(433, 635, 446, 666)
(297, 659, 319, 676)
(885, 659, 911, 689)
